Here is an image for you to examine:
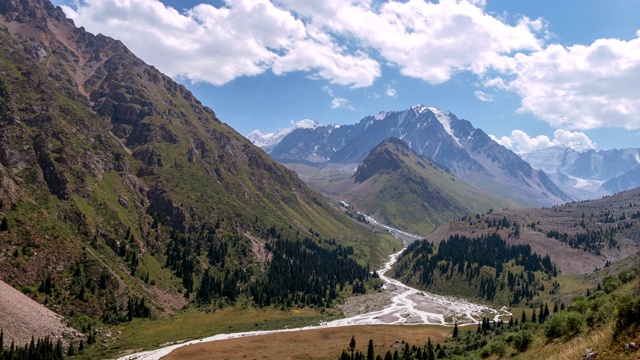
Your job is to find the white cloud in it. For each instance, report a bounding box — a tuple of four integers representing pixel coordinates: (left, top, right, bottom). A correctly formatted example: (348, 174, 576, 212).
(491, 35, 640, 130)
(492, 129, 596, 154)
(474, 90, 493, 102)
(323, 86, 355, 110)
(386, 88, 397, 98)
(60, 0, 640, 132)
(62, 0, 378, 87)
(280, 0, 543, 83)
(63, 0, 542, 88)
(331, 97, 355, 110)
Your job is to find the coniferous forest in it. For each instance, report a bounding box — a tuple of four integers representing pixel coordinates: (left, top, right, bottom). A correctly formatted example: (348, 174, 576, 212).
(392, 233, 557, 304)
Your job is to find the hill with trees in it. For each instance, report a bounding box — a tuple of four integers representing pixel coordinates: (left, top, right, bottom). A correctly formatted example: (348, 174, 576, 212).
(0, 0, 399, 354)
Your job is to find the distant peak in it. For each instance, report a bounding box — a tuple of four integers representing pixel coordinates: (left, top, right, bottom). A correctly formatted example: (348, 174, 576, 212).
(411, 104, 429, 113)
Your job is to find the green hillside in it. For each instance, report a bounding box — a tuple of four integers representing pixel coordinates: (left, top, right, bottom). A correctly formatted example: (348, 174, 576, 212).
(0, 0, 400, 353)
(339, 138, 516, 235)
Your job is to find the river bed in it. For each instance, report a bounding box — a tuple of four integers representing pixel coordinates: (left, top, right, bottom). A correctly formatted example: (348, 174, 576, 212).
(119, 245, 510, 360)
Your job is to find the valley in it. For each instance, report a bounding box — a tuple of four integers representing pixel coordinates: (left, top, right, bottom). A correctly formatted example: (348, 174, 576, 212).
(118, 231, 509, 360)
(0, 1, 639, 360)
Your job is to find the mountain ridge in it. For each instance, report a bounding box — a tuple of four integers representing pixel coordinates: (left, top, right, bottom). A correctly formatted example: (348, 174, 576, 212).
(262, 104, 570, 208)
(521, 146, 640, 199)
(0, 0, 399, 345)
(338, 137, 517, 235)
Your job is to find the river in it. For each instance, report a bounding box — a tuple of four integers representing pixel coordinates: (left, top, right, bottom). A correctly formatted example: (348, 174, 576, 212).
(118, 227, 510, 360)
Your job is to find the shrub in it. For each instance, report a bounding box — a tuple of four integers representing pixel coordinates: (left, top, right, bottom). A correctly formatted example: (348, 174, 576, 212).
(490, 339, 507, 356)
(618, 268, 638, 284)
(602, 276, 622, 294)
(544, 311, 583, 340)
(614, 293, 640, 337)
(513, 330, 533, 352)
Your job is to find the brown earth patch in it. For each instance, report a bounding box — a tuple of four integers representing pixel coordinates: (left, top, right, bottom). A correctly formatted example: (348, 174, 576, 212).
(162, 325, 449, 360)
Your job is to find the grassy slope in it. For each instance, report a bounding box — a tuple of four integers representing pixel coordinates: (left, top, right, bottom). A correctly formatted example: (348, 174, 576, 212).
(340, 138, 516, 235)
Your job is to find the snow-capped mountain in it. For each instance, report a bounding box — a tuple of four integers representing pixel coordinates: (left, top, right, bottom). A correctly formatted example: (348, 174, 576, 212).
(259, 105, 570, 207)
(247, 119, 321, 153)
(521, 147, 640, 199)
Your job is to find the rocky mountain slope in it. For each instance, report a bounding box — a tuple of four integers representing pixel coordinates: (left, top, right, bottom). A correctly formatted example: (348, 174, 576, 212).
(267, 105, 569, 207)
(0, 0, 397, 338)
(521, 146, 640, 200)
(333, 138, 516, 235)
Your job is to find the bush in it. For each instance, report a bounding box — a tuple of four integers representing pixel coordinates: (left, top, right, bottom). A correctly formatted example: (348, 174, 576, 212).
(544, 311, 583, 340)
(513, 330, 533, 352)
(567, 299, 588, 313)
(615, 293, 640, 337)
(602, 276, 622, 294)
(618, 268, 638, 284)
(490, 339, 507, 356)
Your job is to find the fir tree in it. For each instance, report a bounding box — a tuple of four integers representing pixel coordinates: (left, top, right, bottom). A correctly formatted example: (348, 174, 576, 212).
(0, 216, 8, 231)
(452, 323, 459, 339)
(367, 339, 375, 360)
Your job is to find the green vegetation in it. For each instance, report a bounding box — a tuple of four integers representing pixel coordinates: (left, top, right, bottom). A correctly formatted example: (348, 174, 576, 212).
(340, 138, 515, 235)
(393, 233, 557, 305)
(0, 10, 400, 360)
(0, 330, 66, 360)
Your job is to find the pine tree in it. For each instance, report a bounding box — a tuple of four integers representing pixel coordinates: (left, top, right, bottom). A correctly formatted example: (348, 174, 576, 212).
(0, 216, 8, 231)
(367, 339, 375, 360)
(67, 342, 76, 356)
(452, 323, 459, 339)
(521, 309, 527, 323)
(531, 308, 537, 323)
(350, 335, 357, 353)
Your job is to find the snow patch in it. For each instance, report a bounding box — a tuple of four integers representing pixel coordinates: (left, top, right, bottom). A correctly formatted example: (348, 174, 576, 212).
(567, 175, 604, 190)
(246, 120, 321, 149)
(375, 111, 389, 120)
(427, 107, 461, 146)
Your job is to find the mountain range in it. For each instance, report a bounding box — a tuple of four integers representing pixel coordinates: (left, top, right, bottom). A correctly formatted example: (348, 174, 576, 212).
(520, 146, 640, 200)
(255, 105, 570, 207)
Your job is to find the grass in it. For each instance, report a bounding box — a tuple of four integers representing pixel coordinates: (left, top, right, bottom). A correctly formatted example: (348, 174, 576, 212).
(162, 324, 451, 360)
(85, 305, 344, 359)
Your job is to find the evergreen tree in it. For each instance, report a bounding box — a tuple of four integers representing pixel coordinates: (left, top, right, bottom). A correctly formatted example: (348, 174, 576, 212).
(67, 342, 76, 356)
(531, 308, 537, 323)
(0, 216, 8, 231)
(367, 339, 375, 360)
(349, 335, 356, 353)
(452, 323, 459, 339)
(521, 309, 527, 323)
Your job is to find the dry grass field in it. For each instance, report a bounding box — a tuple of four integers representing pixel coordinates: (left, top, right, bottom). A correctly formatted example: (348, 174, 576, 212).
(163, 325, 451, 360)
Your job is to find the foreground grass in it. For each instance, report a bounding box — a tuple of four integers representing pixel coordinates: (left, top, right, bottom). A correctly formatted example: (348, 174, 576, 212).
(163, 324, 450, 360)
(83, 305, 342, 359)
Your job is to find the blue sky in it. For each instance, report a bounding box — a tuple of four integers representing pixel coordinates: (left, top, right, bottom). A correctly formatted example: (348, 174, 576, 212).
(53, 0, 640, 153)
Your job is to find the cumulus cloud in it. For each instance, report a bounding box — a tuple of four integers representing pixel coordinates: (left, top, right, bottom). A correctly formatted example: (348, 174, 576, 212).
(62, 0, 542, 88)
(489, 35, 640, 131)
(280, 0, 543, 83)
(60, 0, 640, 132)
(62, 0, 378, 87)
(492, 129, 596, 154)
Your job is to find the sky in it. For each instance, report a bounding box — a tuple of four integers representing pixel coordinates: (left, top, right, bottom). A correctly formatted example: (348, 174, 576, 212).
(52, 0, 640, 153)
